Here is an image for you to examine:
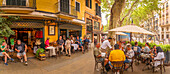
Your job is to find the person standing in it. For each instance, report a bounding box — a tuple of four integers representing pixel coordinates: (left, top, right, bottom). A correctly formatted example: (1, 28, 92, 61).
(57, 36, 64, 54)
(101, 37, 113, 54)
(15, 40, 28, 65)
(65, 37, 71, 57)
(0, 41, 14, 65)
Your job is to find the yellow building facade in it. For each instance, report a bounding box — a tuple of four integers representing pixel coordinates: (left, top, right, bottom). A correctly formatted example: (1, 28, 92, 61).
(0, 0, 101, 47)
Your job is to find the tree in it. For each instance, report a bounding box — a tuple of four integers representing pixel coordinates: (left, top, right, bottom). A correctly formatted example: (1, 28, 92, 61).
(0, 16, 19, 44)
(101, 0, 161, 45)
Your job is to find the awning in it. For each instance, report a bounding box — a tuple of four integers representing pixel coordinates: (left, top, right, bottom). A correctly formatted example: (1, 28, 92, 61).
(59, 23, 82, 30)
(10, 22, 44, 28)
(72, 19, 85, 24)
(115, 32, 128, 36)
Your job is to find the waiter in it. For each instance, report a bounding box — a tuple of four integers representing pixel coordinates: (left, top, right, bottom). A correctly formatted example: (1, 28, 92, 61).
(101, 37, 113, 54)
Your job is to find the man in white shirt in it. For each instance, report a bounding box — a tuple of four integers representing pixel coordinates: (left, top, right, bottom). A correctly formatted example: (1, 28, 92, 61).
(101, 37, 113, 53)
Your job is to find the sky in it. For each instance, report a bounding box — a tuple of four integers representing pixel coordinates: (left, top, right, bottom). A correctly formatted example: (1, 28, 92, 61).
(102, 13, 107, 26)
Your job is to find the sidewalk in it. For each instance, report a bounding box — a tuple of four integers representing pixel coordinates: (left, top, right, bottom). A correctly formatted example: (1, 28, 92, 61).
(0, 49, 170, 74)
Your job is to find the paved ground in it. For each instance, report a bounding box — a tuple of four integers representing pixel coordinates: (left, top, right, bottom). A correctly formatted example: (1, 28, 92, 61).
(0, 49, 170, 74)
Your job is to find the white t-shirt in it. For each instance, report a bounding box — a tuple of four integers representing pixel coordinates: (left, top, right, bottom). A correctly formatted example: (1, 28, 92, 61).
(101, 40, 112, 49)
(72, 44, 78, 50)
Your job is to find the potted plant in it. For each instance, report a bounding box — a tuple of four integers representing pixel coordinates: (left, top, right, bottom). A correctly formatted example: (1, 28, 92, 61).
(36, 48, 46, 61)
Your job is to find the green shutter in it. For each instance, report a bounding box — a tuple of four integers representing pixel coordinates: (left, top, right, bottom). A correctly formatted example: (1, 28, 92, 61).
(90, 0, 92, 8)
(86, 0, 89, 7)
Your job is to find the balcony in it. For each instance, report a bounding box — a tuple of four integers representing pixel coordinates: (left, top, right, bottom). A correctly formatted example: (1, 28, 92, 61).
(55, 1, 77, 20)
(0, 0, 36, 14)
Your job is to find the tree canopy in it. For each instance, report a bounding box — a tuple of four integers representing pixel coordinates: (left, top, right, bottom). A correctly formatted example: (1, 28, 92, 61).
(101, 0, 162, 31)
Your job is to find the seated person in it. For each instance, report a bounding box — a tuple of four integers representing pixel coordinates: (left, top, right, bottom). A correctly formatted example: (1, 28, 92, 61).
(94, 43, 109, 71)
(124, 45, 134, 69)
(132, 42, 141, 55)
(151, 45, 157, 58)
(76, 36, 84, 53)
(15, 40, 28, 65)
(154, 47, 165, 67)
(0, 41, 14, 65)
(108, 44, 126, 70)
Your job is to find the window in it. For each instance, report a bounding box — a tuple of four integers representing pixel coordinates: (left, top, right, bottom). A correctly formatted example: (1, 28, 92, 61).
(94, 21, 100, 30)
(6, 0, 26, 6)
(76, 2, 80, 12)
(86, 19, 92, 31)
(95, 3, 101, 17)
(86, 0, 92, 9)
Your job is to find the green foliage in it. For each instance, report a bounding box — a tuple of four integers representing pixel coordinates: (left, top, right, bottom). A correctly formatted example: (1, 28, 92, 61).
(0, 37, 5, 45)
(159, 45, 170, 52)
(36, 48, 45, 57)
(0, 16, 19, 37)
(125, 41, 129, 45)
(149, 43, 157, 49)
(130, 41, 135, 46)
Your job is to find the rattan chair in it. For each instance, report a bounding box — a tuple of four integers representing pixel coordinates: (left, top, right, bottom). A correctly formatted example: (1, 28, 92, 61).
(110, 61, 124, 74)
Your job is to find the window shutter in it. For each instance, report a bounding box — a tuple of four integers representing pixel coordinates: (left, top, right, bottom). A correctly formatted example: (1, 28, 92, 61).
(96, 3, 98, 15)
(76, 2, 80, 12)
(90, 0, 92, 8)
(99, 6, 101, 17)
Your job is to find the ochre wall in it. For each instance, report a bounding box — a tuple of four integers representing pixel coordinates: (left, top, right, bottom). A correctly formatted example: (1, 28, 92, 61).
(36, 0, 57, 13)
(44, 23, 58, 43)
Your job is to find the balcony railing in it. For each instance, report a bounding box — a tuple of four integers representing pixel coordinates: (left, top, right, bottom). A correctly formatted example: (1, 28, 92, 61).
(0, 0, 36, 9)
(55, 1, 77, 18)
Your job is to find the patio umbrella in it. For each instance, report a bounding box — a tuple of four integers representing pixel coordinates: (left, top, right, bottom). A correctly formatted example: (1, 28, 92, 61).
(115, 32, 128, 36)
(108, 25, 155, 35)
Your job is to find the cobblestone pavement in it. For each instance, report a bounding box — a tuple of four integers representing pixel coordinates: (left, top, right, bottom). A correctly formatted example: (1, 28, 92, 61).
(0, 49, 170, 74)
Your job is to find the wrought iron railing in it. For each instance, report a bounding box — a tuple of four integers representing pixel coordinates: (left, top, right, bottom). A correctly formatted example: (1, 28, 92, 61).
(55, 1, 77, 17)
(0, 0, 36, 9)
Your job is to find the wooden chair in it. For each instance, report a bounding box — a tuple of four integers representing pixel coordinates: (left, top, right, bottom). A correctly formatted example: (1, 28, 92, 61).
(153, 58, 166, 74)
(110, 61, 124, 74)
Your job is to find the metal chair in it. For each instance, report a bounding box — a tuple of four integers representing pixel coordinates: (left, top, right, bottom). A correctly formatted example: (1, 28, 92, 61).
(110, 61, 124, 74)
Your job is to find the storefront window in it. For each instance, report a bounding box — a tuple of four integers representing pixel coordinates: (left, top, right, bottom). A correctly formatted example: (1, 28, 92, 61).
(86, 18, 92, 31)
(94, 21, 100, 30)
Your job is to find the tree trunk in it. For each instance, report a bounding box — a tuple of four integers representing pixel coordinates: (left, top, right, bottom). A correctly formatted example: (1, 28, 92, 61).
(108, 0, 126, 46)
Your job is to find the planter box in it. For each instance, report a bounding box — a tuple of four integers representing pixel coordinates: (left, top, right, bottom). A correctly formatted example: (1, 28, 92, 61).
(165, 50, 170, 63)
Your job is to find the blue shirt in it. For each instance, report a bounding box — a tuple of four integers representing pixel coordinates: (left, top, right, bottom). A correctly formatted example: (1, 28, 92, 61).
(84, 39, 90, 43)
(132, 46, 141, 53)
